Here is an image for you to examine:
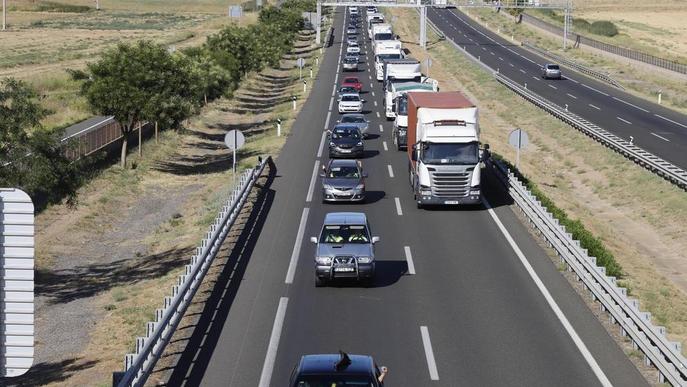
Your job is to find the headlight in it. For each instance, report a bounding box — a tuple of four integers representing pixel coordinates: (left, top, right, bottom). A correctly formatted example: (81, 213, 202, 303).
(357, 256, 372, 264)
(316, 256, 332, 265)
(355, 183, 365, 190)
(357, 141, 363, 146)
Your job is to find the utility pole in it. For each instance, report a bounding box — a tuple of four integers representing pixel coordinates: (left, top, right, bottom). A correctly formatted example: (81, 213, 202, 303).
(315, 1, 321, 45)
(3, 0, 7, 31)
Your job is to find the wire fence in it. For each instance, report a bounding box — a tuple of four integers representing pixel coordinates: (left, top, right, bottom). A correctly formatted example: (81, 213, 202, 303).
(520, 13, 687, 75)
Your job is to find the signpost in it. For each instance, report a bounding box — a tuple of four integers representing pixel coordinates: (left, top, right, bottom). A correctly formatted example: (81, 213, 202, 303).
(508, 128, 529, 170)
(296, 57, 305, 79)
(224, 130, 246, 183)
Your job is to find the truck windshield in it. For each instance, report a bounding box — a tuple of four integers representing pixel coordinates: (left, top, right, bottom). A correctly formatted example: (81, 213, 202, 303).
(374, 33, 394, 41)
(397, 97, 408, 115)
(376, 54, 401, 63)
(421, 142, 479, 165)
(320, 225, 370, 244)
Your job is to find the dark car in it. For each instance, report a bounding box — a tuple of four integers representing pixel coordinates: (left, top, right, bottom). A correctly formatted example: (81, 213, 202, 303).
(328, 125, 364, 158)
(289, 352, 387, 386)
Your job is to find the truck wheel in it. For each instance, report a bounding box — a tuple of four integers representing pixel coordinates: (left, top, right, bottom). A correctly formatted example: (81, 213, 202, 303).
(315, 276, 326, 287)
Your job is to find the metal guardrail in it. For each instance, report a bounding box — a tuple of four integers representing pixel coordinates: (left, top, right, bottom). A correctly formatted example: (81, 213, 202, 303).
(520, 13, 687, 75)
(113, 156, 271, 387)
(488, 158, 687, 385)
(522, 41, 624, 89)
(494, 73, 687, 190)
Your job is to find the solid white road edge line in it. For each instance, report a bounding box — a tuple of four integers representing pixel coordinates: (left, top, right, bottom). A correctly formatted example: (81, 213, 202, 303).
(387, 164, 394, 178)
(325, 111, 332, 129)
(612, 97, 649, 113)
(306, 160, 320, 202)
(317, 132, 327, 158)
(285, 208, 309, 284)
(482, 199, 613, 387)
(404, 246, 416, 275)
(420, 326, 440, 380)
(258, 297, 289, 387)
(654, 114, 687, 129)
(394, 197, 403, 216)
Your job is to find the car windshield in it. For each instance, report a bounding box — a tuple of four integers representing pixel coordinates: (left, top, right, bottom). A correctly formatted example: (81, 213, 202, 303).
(327, 165, 360, 178)
(547, 65, 560, 70)
(332, 127, 361, 138)
(345, 58, 357, 64)
(319, 225, 370, 244)
(340, 95, 360, 102)
(339, 87, 356, 94)
(420, 142, 479, 165)
(397, 97, 408, 115)
(342, 115, 365, 123)
(374, 33, 394, 40)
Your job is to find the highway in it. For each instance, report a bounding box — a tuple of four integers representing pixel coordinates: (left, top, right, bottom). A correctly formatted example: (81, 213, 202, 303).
(428, 7, 687, 170)
(165, 9, 649, 386)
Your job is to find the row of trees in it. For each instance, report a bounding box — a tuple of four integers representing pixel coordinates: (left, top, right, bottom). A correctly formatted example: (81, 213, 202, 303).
(74, 0, 315, 168)
(0, 0, 315, 209)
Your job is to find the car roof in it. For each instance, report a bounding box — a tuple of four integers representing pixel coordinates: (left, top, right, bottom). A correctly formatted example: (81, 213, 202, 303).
(298, 354, 374, 375)
(343, 77, 359, 81)
(328, 159, 359, 168)
(333, 123, 361, 131)
(340, 93, 360, 98)
(341, 113, 364, 118)
(324, 212, 368, 225)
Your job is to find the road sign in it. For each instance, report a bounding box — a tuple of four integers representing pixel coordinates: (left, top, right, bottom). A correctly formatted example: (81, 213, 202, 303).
(229, 5, 242, 18)
(297, 57, 306, 79)
(225, 130, 245, 179)
(508, 128, 528, 169)
(1, 188, 34, 377)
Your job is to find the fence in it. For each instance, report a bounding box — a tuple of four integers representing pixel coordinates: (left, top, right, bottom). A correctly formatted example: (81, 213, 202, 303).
(520, 13, 687, 75)
(112, 156, 271, 387)
(61, 117, 152, 161)
(487, 158, 687, 385)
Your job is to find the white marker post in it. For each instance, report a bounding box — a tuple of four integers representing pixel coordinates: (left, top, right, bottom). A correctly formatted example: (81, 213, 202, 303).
(292, 96, 296, 110)
(277, 118, 282, 137)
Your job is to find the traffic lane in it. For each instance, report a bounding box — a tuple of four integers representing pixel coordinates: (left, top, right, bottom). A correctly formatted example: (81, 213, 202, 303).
(433, 8, 687, 166)
(196, 10, 349, 387)
(364, 66, 645, 385)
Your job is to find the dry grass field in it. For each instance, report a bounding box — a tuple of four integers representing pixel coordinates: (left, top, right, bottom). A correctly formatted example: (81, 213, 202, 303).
(534, 0, 687, 63)
(0, 0, 249, 130)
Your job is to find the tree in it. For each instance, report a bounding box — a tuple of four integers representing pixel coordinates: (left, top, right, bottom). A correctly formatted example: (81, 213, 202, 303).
(75, 40, 200, 168)
(0, 78, 82, 209)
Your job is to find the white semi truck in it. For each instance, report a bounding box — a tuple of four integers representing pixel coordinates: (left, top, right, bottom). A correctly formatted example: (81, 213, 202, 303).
(406, 91, 487, 207)
(374, 42, 403, 81)
(390, 82, 437, 149)
(384, 79, 438, 120)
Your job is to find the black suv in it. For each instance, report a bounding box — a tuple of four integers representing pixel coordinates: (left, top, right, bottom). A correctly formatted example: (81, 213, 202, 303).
(328, 125, 364, 158)
(289, 352, 387, 386)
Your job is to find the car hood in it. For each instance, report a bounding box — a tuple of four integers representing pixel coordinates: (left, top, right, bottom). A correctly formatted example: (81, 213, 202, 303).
(332, 137, 361, 146)
(317, 243, 373, 257)
(322, 177, 362, 188)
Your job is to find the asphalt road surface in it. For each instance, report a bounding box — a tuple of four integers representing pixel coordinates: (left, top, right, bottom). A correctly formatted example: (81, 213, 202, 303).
(428, 7, 687, 170)
(166, 9, 649, 387)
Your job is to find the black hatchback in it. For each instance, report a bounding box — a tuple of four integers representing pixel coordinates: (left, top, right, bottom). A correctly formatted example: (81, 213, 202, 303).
(328, 125, 364, 158)
(289, 352, 387, 387)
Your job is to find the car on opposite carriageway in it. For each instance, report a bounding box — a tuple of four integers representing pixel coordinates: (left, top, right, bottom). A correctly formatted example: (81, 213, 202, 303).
(310, 212, 380, 287)
(541, 63, 562, 79)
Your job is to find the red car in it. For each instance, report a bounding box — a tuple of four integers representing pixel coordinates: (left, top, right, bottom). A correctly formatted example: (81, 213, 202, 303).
(341, 76, 362, 92)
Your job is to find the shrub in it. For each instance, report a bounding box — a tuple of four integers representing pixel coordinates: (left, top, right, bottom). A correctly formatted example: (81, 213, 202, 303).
(35, 1, 91, 13)
(589, 20, 619, 37)
(572, 18, 591, 30)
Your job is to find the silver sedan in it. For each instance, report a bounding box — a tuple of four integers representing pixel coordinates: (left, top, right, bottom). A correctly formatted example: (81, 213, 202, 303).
(320, 159, 367, 203)
(338, 113, 369, 138)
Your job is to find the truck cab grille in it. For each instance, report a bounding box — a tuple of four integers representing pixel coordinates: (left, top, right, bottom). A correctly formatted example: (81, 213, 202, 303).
(429, 169, 472, 198)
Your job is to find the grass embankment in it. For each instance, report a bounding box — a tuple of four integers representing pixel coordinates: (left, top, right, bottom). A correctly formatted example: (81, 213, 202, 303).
(1, 0, 246, 131)
(29, 16, 328, 383)
(460, 8, 687, 113)
(387, 7, 687, 357)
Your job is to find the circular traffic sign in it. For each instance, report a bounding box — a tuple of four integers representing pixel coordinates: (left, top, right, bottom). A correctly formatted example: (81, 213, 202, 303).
(224, 130, 245, 151)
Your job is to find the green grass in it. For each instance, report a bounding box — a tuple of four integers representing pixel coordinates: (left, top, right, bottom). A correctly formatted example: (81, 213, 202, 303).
(35, 1, 92, 13)
(30, 11, 208, 30)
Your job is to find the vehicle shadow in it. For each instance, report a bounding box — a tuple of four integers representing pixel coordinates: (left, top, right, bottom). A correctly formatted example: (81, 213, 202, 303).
(325, 260, 407, 288)
(157, 160, 277, 385)
(365, 133, 380, 140)
(359, 150, 380, 159)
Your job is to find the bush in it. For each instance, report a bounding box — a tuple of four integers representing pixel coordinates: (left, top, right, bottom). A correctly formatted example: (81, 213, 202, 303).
(572, 18, 591, 30)
(492, 154, 623, 278)
(589, 20, 619, 37)
(35, 1, 91, 13)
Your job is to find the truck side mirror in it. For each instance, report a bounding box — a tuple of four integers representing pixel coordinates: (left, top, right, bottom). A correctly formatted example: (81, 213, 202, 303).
(372, 236, 380, 243)
(310, 237, 318, 244)
(484, 143, 490, 150)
